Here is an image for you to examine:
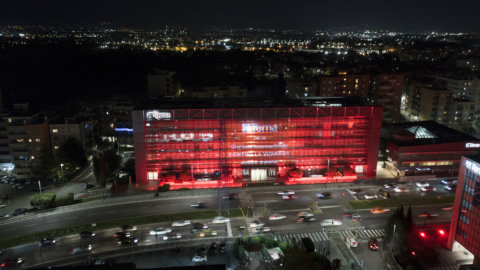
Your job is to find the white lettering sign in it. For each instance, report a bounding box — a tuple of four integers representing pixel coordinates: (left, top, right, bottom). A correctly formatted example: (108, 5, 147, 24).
(145, 111, 171, 121)
(242, 123, 278, 133)
(466, 142, 480, 148)
(465, 160, 480, 175)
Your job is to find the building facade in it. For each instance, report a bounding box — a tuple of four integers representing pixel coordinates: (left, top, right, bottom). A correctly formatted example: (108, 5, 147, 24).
(133, 99, 383, 187)
(448, 155, 480, 268)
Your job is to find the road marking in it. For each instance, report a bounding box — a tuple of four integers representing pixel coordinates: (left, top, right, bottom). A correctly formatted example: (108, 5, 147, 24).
(226, 221, 232, 237)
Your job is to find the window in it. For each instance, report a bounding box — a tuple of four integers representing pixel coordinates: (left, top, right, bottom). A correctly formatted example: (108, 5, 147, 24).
(35, 138, 40, 143)
(16, 138, 25, 143)
(54, 145, 59, 150)
(52, 129, 58, 133)
(147, 172, 158, 180)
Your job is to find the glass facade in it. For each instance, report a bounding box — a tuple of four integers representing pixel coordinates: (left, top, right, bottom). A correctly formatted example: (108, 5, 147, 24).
(133, 106, 382, 187)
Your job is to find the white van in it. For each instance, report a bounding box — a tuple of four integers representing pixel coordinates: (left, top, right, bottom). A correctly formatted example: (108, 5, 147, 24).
(345, 236, 358, 248)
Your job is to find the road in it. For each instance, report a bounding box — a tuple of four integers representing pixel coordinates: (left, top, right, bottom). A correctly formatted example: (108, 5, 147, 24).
(0, 180, 454, 269)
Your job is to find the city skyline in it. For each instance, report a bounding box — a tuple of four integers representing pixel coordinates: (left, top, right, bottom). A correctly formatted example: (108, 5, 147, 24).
(1, 0, 480, 32)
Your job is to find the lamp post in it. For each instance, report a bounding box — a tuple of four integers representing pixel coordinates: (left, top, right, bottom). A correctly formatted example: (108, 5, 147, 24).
(38, 180, 44, 210)
(60, 163, 64, 178)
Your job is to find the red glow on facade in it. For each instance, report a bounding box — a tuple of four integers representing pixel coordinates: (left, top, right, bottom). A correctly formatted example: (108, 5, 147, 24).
(133, 106, 382, 188)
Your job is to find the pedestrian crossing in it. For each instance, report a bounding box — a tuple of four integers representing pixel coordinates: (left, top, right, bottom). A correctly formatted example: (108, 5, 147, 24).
(274, 229, 386, 243)
(427, 266, 458, 270)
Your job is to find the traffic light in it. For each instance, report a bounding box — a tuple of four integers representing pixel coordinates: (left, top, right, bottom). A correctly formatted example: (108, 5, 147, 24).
(438, 229, 446, 236)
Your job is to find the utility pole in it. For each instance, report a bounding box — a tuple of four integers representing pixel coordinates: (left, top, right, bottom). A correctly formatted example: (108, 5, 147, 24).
(38, 180, 44, 210)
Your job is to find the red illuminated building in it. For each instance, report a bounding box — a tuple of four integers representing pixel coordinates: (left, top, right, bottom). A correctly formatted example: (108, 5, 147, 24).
(132, 98, 382, 189)
(448, 154, 480, 267)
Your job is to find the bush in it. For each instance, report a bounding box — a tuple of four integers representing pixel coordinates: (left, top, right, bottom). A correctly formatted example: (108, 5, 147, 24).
(56, 193, 76, 207)
(158, 184, 171, 192)
(30, 193, 56, 209)
(263, 237, 277, 249)
(278, 241, 288, 251)
(251, 236, 261, 244)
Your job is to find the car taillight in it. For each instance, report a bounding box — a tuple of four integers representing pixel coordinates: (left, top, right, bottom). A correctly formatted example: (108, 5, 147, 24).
(1, 263, 5, 267)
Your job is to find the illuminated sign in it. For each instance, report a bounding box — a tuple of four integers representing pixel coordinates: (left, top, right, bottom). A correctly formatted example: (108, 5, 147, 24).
(230, 143, 287, 150)
(228, 151, 289, 158)
(115, 128, 133, 132)
(242, 123, 278, 133)
(465, 160, 480, 175)
(145, 111, 171, 121)
(466, 142, 480, 148)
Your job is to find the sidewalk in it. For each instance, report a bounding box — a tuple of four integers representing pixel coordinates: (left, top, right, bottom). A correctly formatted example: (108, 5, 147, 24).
(381, 237, 402, 270)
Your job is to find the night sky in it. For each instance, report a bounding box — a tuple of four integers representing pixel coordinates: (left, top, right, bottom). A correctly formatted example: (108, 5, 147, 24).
(1, 0, 479, 32)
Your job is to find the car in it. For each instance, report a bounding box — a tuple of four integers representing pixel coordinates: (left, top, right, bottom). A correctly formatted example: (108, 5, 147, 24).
(172, 220, 191, 227)
(1, 257, 22, 268)
(445, 185, 457, 192)
(163, 231, 182, 240)
(297, 216, 316, 223)
(416, 181, 429, 188)
(113, 231, 131, 239)
(420, 186, 435, 192)
(219, 242, 226, 254)
(228, 193, 238, 200)
(72, 244, 92, 254)
(378, 189, 391, 199)
(0, 213, 9, 219)
(193, 223, 208, 230)
(369, 238, 379, 251)
(277, 190, 295, 196)
(39, 238, 56, 247)
(297, 211, 314, 218)
(370, 207, 391, 214)
(316, 192, 331, 199)
(149, 227, 172, 235)
(364, 193, 378, 200)
(345, 236, 358, 248)
(198, 245, 207, 256)
(441, 179, 457, 185)
(269, 213, 286, 220)
(320, 219, 342, 226)
(249, 226, 271, 234)
(190, 202, 206, 208)
(80, 231, 95, 238)
(282, 194, 297, 200)
(0, 205, 6, 209)
(383, 183, 396, 189)
(199, 229, 218, 237)
(442, 205, 454, 211)
(419, 212, 439, 218)
(351, 188, 363, 195)
(212, 216, 230, 223)
(192, 255, 207, 263)
(12, 208, 27, 216)
(208, 242, 218, 255)
(342, 212, 361, 219)
(84, 184, 95, 190)
(118, 237, 139, 245)
(240, 220, 265, 229)
(122, 225, 137, 232)
(394, 187, 409, 193)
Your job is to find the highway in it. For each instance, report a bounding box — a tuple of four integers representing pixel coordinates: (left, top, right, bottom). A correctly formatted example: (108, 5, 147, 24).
(0, 181, 454, 269)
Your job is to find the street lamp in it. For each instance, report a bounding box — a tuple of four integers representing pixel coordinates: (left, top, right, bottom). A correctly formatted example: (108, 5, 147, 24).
(60, 163, 64, 178)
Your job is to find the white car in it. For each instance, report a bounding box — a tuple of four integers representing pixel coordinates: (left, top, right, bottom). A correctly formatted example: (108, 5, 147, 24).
(192, 255, 207, 263)
(297, 211, 314, 218)
(163, 232, 182, 240)
(277, 190, 295, 196)
(0, 213, 10, 219)
(269, 213, 286, 220)
(364, 193, 378, 200)
(416, 181, 429, 188)
(320, 219, 342, 226)
(212, 216, 230, 223)
(149, 227, 172, 235)
(172, 220, 191, 227)
(394, 187, 409, 193)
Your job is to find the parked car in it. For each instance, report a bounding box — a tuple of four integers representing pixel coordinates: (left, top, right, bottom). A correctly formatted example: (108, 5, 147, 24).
(320, 219, 342, 226)
(172, 220, 191, 227)
(72, 245, 92, 254)
(39, 238, 56, 247)
(219, 242, 226, 254)
(0, 213, 10, 219)
(149, 227, 172, 235)
(364, 193, 378, 200)
(277, 190, 295, 196)
(212, 216, 230, 223)
(268, 213, 286, 220)
(12, 208, 27, 216)
(192, 255, 207, 263)
(208, 242, 218, 255)
(79, 231, 95, 238)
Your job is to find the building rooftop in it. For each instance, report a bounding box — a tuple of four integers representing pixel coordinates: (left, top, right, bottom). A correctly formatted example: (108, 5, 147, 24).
(136, 96, 374, 110)
(465, 153, 480, 164)
(382, 121, 479, 147)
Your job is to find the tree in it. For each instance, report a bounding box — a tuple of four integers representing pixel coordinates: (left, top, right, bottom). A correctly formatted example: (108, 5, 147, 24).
(32, 144, 57, 180)
(103, 149, 121, 174)
(58, 137, 87, 170)
(93, 155, 106, 186)
(271, 243, 341, 270)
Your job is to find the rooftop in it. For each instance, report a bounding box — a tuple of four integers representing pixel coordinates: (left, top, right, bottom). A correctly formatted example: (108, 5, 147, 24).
(382, 121, 479, 147)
